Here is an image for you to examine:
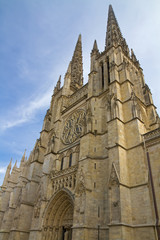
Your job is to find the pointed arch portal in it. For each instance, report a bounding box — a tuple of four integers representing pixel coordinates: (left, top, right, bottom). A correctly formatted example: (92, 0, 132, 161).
(42, 190, 74, 240)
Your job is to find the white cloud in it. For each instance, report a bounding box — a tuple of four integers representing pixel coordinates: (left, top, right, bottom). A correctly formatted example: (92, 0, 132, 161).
(0, 87, 53, 132)
(0, 167, 6, 174)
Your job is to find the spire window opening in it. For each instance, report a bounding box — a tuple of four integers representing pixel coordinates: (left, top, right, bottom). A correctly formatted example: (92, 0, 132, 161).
(69, 153, 72, 167)
(101, 62, 104, 89)
(107, 56, 110, 84)
(60, 157, 64, 170)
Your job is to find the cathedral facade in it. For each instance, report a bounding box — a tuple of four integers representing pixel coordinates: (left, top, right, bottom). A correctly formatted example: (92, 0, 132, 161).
(0, 5, 160, 240)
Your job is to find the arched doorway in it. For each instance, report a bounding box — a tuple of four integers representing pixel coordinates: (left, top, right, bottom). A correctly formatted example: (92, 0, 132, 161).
(42, 190, 74, 240)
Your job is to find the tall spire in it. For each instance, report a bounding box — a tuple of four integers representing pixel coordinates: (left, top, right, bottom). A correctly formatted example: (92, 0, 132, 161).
(105, 5, 129, 56)
(70, 34, 83, 90)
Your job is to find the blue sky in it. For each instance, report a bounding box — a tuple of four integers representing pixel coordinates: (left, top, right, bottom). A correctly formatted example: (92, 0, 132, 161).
(0, 0, 160, 185)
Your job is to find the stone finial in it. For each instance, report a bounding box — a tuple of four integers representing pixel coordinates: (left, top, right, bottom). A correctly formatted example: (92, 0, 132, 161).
(105, 5, 129, 56)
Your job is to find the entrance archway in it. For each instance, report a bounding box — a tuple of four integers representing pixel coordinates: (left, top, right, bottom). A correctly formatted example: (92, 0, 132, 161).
(42, 190, 74, 240)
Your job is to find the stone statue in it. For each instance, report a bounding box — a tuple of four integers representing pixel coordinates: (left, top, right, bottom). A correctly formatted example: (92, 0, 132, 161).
(111, 93, 119, 119)
(131, 91, 142, 120)
(47, 130, 56, 154)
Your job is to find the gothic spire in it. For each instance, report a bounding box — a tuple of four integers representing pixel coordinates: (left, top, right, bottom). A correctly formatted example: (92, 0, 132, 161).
(105, 5, 129, 56)
(70, 34, 83, 89)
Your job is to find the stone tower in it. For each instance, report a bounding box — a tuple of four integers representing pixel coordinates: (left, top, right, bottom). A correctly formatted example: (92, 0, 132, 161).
(0, 5, 160, 240)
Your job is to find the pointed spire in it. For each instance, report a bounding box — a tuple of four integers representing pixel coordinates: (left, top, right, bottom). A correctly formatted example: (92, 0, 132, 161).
(105, 5, 129, 56)
(91, 40, 99, 55)
(131, 49, 140, 67)
(14, 160, 17, 168)
(70, 34, 83, 89)
(8, 158, 12, 169)
(20, 150, 26, 167)
(12, 160, 17, 171)
(131, 49, 137, 61)
(57, 75, 61, 87)
(93, 40, 98, 51)
(54, 75, 61, 94)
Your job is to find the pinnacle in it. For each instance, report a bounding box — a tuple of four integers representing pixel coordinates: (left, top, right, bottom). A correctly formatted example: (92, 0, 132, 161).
(78, 34, 81, 42)
(105, 5, 129, 56)
(13, 160, 17, 170)
(131, 48, 140, 67)
(72, 34, 82, 58)
(15, 160, 17, 166)
(8, 158, 12, 169)
(58, 75, 61, 82)
(91, 40, 99, 56)
(93, 40, 98, 51)
(21, 150, 26, 163)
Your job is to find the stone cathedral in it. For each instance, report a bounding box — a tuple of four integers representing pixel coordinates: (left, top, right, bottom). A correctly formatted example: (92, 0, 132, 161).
(0, 5, 160, 240)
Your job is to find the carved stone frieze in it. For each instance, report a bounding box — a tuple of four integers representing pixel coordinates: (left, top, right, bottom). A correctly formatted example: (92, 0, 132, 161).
(143, 128, 160, 142)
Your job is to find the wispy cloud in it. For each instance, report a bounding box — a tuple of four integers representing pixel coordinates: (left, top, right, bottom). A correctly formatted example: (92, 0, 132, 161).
(0, 87, 53, 132)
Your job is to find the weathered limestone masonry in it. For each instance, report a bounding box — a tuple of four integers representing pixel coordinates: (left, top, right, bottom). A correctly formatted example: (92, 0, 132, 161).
(0, 5, 160, 240)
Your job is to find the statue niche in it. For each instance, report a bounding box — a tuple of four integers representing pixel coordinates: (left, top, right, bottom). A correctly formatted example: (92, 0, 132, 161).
(46, 129, 56, 154)
(105, 92, 119, 121)
(86, 102, 92, 133)
(131, 91, 142, 120)
(74, 168, 86, 225)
